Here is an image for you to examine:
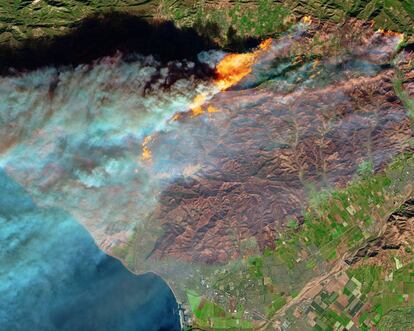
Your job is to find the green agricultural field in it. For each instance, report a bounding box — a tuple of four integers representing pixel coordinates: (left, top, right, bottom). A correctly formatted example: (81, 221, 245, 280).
(187, 290, 253, 329)
(2, 2, 413, 330)
(183, 150, 414, 330)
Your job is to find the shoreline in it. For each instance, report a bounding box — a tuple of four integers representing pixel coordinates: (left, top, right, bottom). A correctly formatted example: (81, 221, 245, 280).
(103, 248, 187, 330)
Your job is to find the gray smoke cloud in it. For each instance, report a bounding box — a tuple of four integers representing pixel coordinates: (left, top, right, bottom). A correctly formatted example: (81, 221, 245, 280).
(0, 52, 223, 250)
(0, 25, 404, 273)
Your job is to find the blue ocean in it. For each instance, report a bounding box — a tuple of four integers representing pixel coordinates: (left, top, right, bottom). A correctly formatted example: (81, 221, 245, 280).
(0, 169, 180, 331)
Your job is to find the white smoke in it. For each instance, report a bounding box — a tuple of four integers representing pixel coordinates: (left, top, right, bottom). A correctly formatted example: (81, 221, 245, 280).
(0, 52, 221, 248)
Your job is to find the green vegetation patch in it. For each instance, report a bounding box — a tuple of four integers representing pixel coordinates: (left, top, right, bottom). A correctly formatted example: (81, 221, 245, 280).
(2, 0, 414, 50)
(198, 151, 414, 326)
(280, 0, 414, 37)
(186, 290, 253, 329)
(159, 0, 291, 46)
(394, 69, 414, 119)
(378, 307, 414, 330)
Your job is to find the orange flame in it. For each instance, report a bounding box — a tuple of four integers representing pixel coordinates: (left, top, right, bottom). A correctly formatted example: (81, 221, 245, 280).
(259, 38, 272, 50)
(190, 93, 207, 117)
(190, 38, 272, 116)
(171, 113, 181, 121)
(140, 39, 273, 160)
(376, 28, 404, 38)
(376, 28, 404, 45)
(215, 38, 272, 91)
(141, 135, 153, 161)
(302, 16, 312, 24)
(214, 53, 256, 91)
(207, 105, 220, 113)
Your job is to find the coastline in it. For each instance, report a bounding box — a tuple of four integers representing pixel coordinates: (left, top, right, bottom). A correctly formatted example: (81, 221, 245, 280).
(104, 248, 187, 330)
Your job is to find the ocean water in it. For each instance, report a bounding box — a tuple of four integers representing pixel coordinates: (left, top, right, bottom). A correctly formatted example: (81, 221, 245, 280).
(0, 169, 180, 331)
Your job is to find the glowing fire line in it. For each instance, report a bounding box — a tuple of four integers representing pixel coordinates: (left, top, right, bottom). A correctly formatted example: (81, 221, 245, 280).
(141, 38, 273, 161)
(141, 135, 153, 161)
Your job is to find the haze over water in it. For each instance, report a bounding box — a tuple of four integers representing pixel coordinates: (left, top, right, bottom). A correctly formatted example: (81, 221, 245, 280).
(0, 48, 222, 330)
(0, 23, 407, 330)
(0, 169, 181, 330)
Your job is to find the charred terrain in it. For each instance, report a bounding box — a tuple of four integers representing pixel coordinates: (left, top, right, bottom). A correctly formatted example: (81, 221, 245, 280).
(1, 1, 414, 331)
(148, 20, 413, 265)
